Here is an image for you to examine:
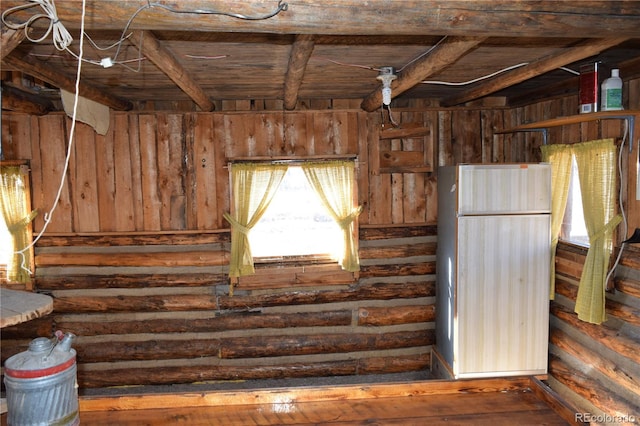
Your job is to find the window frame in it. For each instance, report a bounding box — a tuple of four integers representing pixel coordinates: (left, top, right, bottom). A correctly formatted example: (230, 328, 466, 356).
(227, 156, 360, 290)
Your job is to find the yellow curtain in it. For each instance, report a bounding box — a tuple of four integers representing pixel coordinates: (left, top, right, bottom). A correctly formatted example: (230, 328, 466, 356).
(540, 144, 573, 299)
(223, 163, 287, 281)
(302, 160, 362, 272)
(573, 139, 621, 324)
(0, 166, 37, 283)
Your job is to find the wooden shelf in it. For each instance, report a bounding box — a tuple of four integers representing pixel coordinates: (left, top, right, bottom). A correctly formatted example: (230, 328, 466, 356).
(496, 110, 638, 150)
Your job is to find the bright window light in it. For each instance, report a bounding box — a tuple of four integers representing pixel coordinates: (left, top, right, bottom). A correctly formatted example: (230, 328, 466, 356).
(564, 156, 589, 246)
(249, 166, 343, 259)
(0, 219, 11, 275)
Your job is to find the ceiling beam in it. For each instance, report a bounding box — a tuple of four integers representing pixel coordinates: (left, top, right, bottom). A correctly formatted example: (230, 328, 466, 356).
(283, 34, 314, 110)
(1, 84, 54, 115)
(131, 30, 215, 112)
(361, 36, 486, 112)
(2, 1, 640, 38)
(1, 28, 28, 60)
(1, 54, 133, 111)
(441, 37, 629, 107)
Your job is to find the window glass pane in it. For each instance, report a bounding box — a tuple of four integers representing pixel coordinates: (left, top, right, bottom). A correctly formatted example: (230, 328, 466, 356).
(249, 166, 342, 258)
(562, 156, 589, 246)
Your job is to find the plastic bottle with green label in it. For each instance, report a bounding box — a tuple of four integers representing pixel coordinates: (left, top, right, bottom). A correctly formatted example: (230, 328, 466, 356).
(601, 69, 623, 111)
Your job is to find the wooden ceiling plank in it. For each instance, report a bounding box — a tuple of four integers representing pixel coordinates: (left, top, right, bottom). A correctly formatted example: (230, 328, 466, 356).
(283, 34, 314, 110)
(1, 54, 133, 111)
(1, 28, 28, 60)
(2, 1, 640, 38)
(442, 37, 630, 107)
(133, 30, 215, 112)
(361, 36, 486, 112)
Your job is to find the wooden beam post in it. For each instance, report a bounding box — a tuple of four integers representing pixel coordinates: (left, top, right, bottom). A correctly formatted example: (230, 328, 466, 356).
(283, 34, 314, 110)
(132, 31, 215, 112)
(1, 83, 54, 115)
(442, 37, 629, 107)
(361, 36, 486, 112)
(2, 54, 133, 111)
(1, 28, 28, 60)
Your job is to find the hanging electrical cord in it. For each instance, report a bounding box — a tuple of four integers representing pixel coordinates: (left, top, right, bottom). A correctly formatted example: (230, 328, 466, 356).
(2, 0, 73, 50)
(14, 0, 88, 276)
(604, 119, 630, 290)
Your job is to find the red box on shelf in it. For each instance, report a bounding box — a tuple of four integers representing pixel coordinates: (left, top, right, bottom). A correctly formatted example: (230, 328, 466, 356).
(579, 63, 601, 114)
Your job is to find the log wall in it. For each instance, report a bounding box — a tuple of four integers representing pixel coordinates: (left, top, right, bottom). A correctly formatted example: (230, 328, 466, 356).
(2, 76, 639, 399)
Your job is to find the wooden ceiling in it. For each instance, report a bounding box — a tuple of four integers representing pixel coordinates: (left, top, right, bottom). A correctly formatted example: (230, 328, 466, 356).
(2, 1, 640, 114)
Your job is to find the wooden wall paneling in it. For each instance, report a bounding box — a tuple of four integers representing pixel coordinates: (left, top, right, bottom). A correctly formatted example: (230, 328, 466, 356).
(451, 110, 482, 164)
(2, 114, 33, 160)
(95, 118, 117, 232)
(367, 118, 392, 224)
(36, 115, 72, 232)
(156, 113, 186, 230)
(193, 114, 218, 230)
(138, 114, 162, 230)
(481, 109, 504, 163)
(283, 112, 309, 156)
(399, 111, 425, 224)
(257, 112, 284, 156)
(438, 111, 453, 167)
(71, 123, 100, 232)
(312, 112, 337, 155)
(211, 114, 230, 229)
(112, 114, 136, 231)
(356, 111, 370, 225)
(127, 114, 145, 231)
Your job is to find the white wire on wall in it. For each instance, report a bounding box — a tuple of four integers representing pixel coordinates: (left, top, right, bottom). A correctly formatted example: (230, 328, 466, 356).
(11, 0, 87, 276)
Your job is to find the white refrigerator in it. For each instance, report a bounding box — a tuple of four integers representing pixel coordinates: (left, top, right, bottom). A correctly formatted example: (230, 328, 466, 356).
(435, 164, 551, 379)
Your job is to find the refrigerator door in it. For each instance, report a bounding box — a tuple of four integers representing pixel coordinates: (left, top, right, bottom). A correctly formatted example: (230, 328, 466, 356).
(458, 164, 551, 215)
(455, 214, 550, 378)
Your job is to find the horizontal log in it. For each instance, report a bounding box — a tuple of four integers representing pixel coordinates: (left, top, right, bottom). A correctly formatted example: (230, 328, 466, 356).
(359, 242, 436, 259)
(219, 281, 435, 310)
(53, 294, 218, 313)
(55, 310, 353, 336)
(360, 261, 435, 278)
(36, 251, 229, 267)
(379, 123, 431, 140)
(76, 354, 430, 388)
(550, 328, 640, 398)
(236, 264, 356, 290)
(620, 246, 640, 269)
(36, 273, 225, 291)
(358, 304, 435, 326)
(550, 303, 640, 365)
(35, 232, 230, 247)
(360, 225, 437, 241)
(549, 355, 639, 422)
(219, 330, 434, 359)
(77, 338, 221, 363)
(0, 316, 54, 340)
(615, 276, 640, 299)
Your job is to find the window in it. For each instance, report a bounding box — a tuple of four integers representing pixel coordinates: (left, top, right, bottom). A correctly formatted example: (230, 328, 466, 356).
(0, 163, 36, 287)
(224, 159, 360, 293)
(249, 166, 343, 259)
(561, 156, 589, 246)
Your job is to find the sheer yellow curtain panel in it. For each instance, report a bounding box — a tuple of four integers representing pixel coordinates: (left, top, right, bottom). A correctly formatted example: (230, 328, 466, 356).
(0, 166, 37, 283)
(540, 144, 573, 299)
(223, 163, 288, 281)
(302, 160, 361, 272)
(573, 139, 621, 324)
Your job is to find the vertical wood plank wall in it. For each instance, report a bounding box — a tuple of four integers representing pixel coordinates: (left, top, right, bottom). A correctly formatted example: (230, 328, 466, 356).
(1, 76, 639, 412)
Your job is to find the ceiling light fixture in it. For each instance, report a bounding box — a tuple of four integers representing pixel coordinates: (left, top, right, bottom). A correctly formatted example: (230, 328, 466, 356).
(377, 66, 397, 106)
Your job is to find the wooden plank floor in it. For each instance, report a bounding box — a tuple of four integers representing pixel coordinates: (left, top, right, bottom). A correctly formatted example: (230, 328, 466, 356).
(72, 377, 580, 425)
